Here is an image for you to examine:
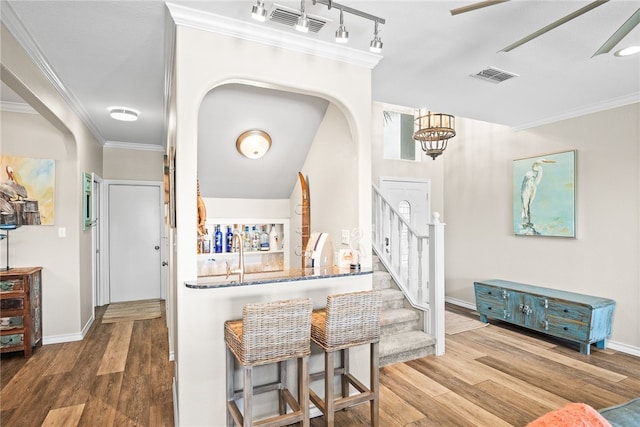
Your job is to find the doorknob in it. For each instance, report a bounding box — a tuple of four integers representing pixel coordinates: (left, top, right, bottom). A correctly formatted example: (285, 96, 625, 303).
(162, 261, 168, 266)
(154, 245, 160, 250)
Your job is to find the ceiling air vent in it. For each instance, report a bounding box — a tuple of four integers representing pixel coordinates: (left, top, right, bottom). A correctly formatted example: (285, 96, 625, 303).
(269, 4, 328, 33)
(472, 66, 519, 84)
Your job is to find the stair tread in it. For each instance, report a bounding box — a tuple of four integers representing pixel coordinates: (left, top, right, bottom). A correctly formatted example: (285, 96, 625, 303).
(379, 330, 435, 356)
(381, 308, 419, 325)
(380, 288, 403, 300)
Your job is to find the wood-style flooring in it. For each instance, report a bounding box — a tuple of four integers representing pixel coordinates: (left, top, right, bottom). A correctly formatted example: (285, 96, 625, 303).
(2, 303, 639, 426)
(1, 304, 174, 427)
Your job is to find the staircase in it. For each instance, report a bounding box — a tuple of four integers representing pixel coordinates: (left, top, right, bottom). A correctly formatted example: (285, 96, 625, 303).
(373, 255, 436, 366)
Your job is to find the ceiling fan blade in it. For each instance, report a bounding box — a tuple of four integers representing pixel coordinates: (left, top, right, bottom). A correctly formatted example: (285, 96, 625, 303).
(500, 0, 609, 53)
(450, 0, 509, 16)
(592, 7, 640, 57)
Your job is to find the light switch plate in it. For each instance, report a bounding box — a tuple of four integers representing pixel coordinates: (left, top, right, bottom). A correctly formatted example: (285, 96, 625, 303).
(58, 227, 66, 238)
(341, 229, 350, 245)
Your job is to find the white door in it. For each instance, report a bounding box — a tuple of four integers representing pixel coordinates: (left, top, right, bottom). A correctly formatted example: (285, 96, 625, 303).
(379, 177, 430, 234)
(108, 183, 162, 302)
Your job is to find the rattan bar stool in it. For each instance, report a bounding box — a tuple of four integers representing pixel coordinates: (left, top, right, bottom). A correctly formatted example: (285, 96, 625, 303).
(309, 290, 382, 427)
(224, 298, 313, 427)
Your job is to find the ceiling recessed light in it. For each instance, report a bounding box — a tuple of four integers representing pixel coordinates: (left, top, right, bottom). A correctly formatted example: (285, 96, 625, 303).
(614, 46, 640, 57)
(109, 107, 139, 122)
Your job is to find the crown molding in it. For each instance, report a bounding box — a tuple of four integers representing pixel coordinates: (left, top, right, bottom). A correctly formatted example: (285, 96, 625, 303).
(0, 101, 37, 114)
(104, 140, 165, 152)
(1, 2, 106, 145)
(512, 92, 640, 131)
(165, 2, 382, 70)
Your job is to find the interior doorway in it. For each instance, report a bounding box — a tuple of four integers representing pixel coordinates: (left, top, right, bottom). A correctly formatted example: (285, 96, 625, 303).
(379, 177, 431, 234)
(107, 181, 163, 303)
(92, 174, 105, 308)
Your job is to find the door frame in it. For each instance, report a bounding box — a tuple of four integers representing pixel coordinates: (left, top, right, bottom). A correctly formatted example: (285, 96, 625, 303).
(104, 179, 165, 303)
(378, 176, 431, 231)
(92, 174, 109, 308)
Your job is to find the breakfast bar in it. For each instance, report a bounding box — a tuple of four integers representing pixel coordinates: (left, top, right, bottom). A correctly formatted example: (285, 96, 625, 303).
(179, 267, 373, 426)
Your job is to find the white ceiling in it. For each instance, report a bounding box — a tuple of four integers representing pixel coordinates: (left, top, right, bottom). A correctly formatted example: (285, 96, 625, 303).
(1, 1, 639, 197)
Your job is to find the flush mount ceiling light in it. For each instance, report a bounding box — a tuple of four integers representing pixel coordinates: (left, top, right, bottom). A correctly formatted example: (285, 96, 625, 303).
(369, 21, 383, 53)
(614, 45, 640, 57)
(251, 0, 384, 52)
(251, 0, 268, 22)
(109, 107, 139, 122)
(236, 130, 272, 159)
(413, 110, 456, 160)
(335, 8, 349, 43)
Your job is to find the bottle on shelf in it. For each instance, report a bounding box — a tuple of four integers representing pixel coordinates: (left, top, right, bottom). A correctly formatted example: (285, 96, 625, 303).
(243, 225, 251, 252)
(214, 225, 223, 253)
(251, 225, 259, 251)
(269, 224, 278, 251)
(225, 226, 233, 252)
(260, 225, 270, 251)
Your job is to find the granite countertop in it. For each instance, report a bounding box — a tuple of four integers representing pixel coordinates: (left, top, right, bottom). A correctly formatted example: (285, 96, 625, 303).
(185, 266, 372, 289)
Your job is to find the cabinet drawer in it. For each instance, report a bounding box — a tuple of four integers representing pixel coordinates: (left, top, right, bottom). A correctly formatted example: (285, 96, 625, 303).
(0, 279, 23, 292)
(476, 301, 511, 320)
(0, 333, 24, 348)
(547, 303, 590, 323)
(475, 284, 510, 303)
(546, 318, 589, 341)
(0, 298, 24, 311)
(0, 315, 24, 331)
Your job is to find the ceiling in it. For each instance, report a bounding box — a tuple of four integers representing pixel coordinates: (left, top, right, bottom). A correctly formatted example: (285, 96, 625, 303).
(1, 1, 639, 197)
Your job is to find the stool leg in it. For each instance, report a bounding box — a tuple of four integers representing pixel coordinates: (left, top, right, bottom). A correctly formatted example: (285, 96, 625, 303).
(341, 348, 349, 399)
(243, 366, 253, 427)
(370, 342, 379, 427)
(226, 347, 235, 427)
(278, 361, 287, 415)
(299, 356, 310, 427)
(325, 350, 335, 427)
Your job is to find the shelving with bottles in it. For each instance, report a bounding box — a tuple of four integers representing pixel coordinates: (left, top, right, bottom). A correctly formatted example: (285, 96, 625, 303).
(197, 218, 289, 277)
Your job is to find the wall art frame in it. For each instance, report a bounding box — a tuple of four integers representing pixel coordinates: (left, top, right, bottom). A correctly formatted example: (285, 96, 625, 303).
(513, 150, 576, 237)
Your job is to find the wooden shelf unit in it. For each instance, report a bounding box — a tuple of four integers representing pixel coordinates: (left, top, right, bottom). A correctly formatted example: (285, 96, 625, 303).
(0, 267, 43, 358)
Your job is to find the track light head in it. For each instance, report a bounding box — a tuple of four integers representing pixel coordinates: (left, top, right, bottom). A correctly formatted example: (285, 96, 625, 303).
(335, 9, 349, 43)
(369, 21, 383, 53)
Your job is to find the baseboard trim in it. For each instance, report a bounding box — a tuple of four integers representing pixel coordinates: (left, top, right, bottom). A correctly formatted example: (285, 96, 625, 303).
(445, 297, 476, 310)
(173, 377, 179, 427)
(42, 314, 94, 345)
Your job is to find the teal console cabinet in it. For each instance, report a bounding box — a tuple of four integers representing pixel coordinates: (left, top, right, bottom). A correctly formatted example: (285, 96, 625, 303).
(474, 279, 615, 355)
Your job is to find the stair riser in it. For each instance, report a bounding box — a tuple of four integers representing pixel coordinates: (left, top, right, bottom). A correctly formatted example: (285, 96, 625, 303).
(380, 346, 435, 367)
(373, 276, 393, 290)
(381, 319, 420, 336)
(383, 299, 404, 310)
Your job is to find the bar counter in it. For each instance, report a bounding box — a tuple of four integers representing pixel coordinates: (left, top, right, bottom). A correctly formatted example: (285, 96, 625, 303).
(178, 266, 373, 425)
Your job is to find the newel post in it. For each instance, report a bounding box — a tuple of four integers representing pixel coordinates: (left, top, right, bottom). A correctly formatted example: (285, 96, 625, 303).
(428, 212, 446, 356)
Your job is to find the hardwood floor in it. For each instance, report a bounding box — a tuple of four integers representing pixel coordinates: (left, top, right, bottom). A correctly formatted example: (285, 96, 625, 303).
(2, 303, 638, 426)
(1, 304, 174, 427)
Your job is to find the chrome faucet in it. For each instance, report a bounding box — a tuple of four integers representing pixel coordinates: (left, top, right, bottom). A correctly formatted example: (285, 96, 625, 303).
(226, 231, 245, 282)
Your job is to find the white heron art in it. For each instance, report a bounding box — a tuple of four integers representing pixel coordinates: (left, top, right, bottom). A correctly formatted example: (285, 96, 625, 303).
(520, 159, 555, 234)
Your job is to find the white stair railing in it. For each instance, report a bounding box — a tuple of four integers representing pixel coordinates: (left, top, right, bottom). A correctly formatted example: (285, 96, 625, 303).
(372, 185, 445, 355)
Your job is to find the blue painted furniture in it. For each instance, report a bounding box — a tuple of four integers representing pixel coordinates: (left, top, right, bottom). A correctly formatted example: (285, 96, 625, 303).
(474, 279, 615, 355)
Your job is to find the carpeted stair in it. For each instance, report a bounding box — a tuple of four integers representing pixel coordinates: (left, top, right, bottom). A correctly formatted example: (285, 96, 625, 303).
(373, 256, 436, 366)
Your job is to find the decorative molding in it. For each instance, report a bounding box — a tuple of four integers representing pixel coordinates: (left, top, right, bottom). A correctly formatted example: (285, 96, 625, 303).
(444, 297, 476, 311)
(0, 100, 37, 114)
(165, 2, 382, 70)
(1, 2, 106, 145)
(608, 341, 640, 357)
(512, 92, 640, 131)
(104, 140, 165, 152)
(42, 314, 94, 345)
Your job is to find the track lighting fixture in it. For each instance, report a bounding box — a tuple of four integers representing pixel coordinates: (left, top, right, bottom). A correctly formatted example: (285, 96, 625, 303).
(251, 1, 267, 22)
(295, 0, 310, 33)
(249, 0, 384, 53)
(369, 21, 383, 53)
(335, 9, 349, 44)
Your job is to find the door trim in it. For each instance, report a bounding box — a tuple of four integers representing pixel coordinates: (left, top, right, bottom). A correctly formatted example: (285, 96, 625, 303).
(104, 179, 165, 303)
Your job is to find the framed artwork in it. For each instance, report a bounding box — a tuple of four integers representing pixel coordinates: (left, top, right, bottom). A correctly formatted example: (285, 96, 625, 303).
(513, 150, 576, 237)
(0, 155, 55, 225)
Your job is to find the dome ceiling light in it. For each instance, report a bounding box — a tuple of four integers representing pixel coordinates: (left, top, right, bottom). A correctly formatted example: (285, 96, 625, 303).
(109, 107, 139, 122)
(236, 130, 272, 159)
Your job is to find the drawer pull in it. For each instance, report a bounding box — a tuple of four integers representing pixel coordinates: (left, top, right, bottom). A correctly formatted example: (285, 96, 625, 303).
(564, 309, 569, 313)
(502, 290, 509, 299)
(487, 306, 492, 310)
(563, 327, 569, 331)
(488, 291, 492, 295)
(542, 299, 548, 308)
(543, 320, 549, 331)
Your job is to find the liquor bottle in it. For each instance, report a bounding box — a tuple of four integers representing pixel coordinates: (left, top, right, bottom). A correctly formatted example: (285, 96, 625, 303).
(269, 224, 278, 251)
(259, 225, 270, 251)
(243, 225, 251, 251)
(214, 225, 223, 253)
(251, 226, 259, 251)
(225, 226, 233, 252)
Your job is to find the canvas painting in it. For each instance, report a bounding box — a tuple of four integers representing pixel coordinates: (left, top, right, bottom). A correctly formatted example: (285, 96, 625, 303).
(0, 155, 55, 225)
(513, 150, 575, 237)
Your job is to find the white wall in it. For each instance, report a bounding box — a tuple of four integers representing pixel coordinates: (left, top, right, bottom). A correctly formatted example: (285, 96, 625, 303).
(1, 23, 103, 340)
(444, 103, 640, 352)
(103, 146, 164, 181)
(170, 23, 374, 425)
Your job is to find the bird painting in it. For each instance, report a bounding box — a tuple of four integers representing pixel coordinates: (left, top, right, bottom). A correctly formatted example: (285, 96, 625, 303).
(520, 159, 556, 235)
(513, 150, 576, 237)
